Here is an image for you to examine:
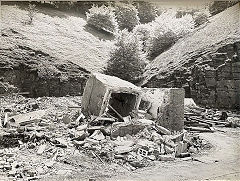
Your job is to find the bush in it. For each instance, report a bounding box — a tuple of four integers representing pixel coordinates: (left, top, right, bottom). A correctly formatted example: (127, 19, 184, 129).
(146, 27, 177, 60)
(133, 11, 194, 60)
(209, 1, 238, 16)
(193, 12, 209, 27)
(154, 11, 194, 38)
(75, 1, 112, 15)
(114, 3, 140, 31)
(86, 5, 118, 34)
(26, 3, 38, 24)
(105, 30, 146, 83)
(133, 24, 152, 54)
(134, 2, 157, 24)
(176, 9, 209, 28)
(175, 9, 196, 18)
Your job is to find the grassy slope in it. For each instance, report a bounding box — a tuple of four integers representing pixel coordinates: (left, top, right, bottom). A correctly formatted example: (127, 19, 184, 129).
(1, 4, 113, 72)
(142, 4, 240, 85)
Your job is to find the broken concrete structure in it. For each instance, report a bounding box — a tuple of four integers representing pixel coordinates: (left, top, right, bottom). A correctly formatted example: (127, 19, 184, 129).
(140, 88, 185, 131)
(82, 73, 142, 117)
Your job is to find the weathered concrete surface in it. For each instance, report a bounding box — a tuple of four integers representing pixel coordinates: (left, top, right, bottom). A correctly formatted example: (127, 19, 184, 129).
(141, 88, 185, 131)
(82, 73, 142, 117)
(111, 121, 146, 138)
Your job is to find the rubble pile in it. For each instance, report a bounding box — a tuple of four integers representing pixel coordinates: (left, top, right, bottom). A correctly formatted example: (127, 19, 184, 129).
(0, 95, 211, 180)
(0, 74, 239, 180)
(184, 98, 240, 132)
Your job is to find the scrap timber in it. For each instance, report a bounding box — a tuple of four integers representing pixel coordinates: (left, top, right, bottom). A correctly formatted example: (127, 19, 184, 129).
(0, 74, 239, 180)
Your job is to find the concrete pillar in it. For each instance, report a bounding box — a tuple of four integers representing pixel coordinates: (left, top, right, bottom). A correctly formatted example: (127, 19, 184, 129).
(141, 88, 185, 131)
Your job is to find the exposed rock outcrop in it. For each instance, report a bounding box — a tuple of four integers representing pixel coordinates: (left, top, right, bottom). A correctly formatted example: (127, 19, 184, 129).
(142, 4, 240, 109)
(0, 29, 90, 97)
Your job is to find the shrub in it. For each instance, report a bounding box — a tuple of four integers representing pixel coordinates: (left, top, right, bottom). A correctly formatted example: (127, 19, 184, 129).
(133, 24, 152, 54)
(75, 1, 112, 15)
(154, 11, 194, 38)
(134, 2, 157, 24)
(105, 30, 146, 83)
(26, 3, 38, 24)
(134, 11, 194, 60)
(209, 1, 238, 16)
(86, 5, 118, 34)
(176, 9, 209, 28)
(193, 12, 209, 27)
(175, 9, 196, 18)
(114, 3, 140, 31)
(146, 27, 177, 60)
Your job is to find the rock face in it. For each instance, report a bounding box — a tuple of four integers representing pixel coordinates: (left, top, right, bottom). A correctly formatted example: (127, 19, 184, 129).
(142, 5, 240, 109)
(191, 46, 240, 109)
(0, 35, 89, 97)
(144, 42, 240, 109)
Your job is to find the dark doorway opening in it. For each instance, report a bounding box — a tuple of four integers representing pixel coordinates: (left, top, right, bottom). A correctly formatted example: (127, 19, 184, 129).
(108, 93, 137, 117)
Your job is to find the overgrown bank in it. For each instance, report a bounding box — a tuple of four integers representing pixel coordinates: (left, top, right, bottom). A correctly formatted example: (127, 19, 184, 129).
(0, 29, 89, 97)
(142, 4, 240, 109)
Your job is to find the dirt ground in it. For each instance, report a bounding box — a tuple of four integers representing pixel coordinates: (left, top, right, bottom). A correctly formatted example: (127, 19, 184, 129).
(109, 127, 240, 181)
(38, 127, 240, 181)
(1, 96, 239, 181)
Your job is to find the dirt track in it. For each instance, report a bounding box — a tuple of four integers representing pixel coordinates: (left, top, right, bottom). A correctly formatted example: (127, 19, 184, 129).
(110, 127, 240, 181)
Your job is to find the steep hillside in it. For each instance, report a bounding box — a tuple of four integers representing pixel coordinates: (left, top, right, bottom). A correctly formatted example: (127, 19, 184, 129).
(0, 3, 115, 96)
(1, 28, 90, 97)
(142, 4, 240, 109)
(1, 4, 113, 72)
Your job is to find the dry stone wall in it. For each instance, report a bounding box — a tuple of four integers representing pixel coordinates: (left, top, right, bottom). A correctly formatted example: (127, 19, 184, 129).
(144, 41, 240, 109)
(0, 44, 89, 97)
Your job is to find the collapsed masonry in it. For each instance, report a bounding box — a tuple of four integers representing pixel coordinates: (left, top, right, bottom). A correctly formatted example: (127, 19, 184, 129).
(140, 88, 185, 131)
(82, 73, 184, 132)
(1, 74, 238, 178)
(82, 73, 142, 118)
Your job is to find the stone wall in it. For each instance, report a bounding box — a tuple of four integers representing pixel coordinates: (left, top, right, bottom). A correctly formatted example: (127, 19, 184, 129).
(0, 44, 89, 97)
(144, 41, 240, 110)
(0, 68, 88, 97)
(191, 60, 240, 109)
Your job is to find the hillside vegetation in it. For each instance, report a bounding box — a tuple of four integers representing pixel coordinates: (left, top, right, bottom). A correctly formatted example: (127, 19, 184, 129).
(142, 4, 240, 85)
(1, 4, 113, 72)
(142, 4, 240, 109)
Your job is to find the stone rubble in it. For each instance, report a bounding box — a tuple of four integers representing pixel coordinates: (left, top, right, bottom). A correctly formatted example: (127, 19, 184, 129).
(0, 94, 239, 180)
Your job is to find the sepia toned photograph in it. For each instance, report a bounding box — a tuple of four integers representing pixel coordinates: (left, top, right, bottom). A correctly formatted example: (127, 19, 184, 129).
(0, 0, 240, 180)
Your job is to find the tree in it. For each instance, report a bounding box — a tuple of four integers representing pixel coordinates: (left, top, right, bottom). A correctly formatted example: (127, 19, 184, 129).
(133, 11, 194, 60)
(193, 12, 209, 27)
(105, 30, 146, 83)
(114, 2, 140, 31)
(86, 5, 118, 34)
(134, 1, 157, 24)
(27, 4, 38, 24)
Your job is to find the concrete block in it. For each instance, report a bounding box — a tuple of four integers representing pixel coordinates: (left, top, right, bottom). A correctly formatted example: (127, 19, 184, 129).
(114, 145, 133, 154)
(82, 73, 142, 117)
(158, 154, 175, 161)
(111, 121, 146, 138)
(140, 88, 185, 131)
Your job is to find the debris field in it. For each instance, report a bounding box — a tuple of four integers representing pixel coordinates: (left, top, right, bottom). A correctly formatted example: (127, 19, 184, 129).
(0, 73, 239, 180)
